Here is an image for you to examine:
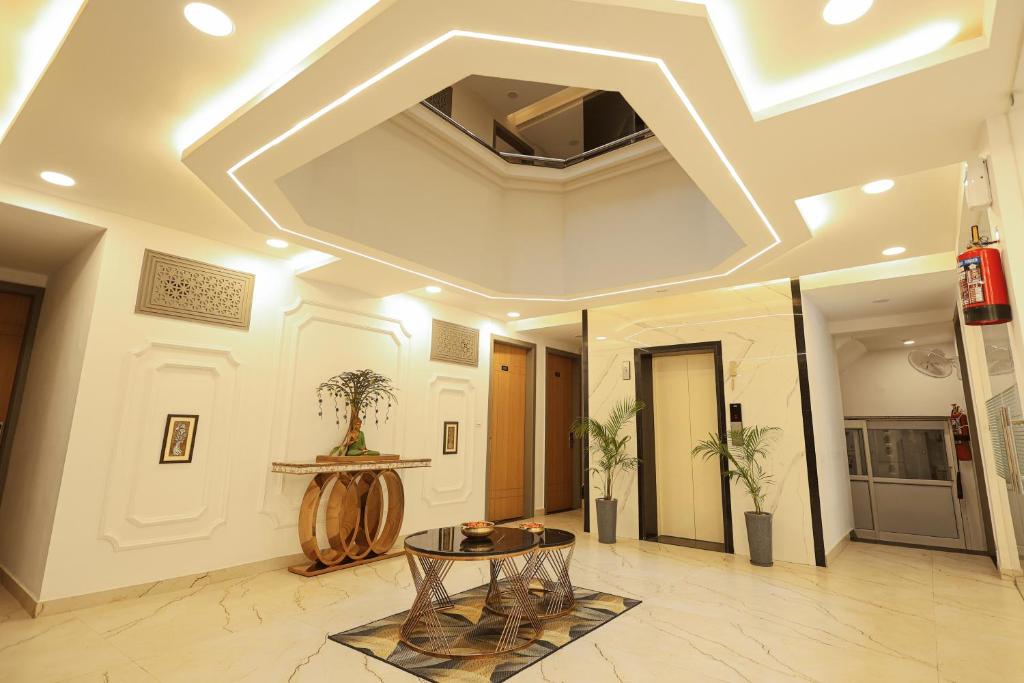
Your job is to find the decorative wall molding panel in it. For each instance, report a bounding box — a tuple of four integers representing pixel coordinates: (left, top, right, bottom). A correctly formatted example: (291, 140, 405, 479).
(135, 250, 255, 330)
(261, 300, 411, 528)
(423, 375, 475, 507)
(100, 341, 240, 550)
(430, 319, 479, 367)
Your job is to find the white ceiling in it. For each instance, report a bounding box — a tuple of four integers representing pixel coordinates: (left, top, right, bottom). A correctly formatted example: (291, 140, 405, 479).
(0, 0, 1018, 321)
(804, 269, 957, 323)
(458, 76, 565, 118)
(844, 322, 955, 352)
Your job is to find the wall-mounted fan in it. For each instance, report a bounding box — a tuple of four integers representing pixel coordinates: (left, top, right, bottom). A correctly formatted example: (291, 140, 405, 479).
(908, 348, 958, 379)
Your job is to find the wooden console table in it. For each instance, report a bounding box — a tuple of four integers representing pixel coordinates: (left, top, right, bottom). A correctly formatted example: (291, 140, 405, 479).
(271, 458, 431, 576)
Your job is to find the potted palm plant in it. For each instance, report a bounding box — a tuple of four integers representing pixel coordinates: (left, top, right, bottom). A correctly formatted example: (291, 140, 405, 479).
(571, 398, 644, 544)
(692, 425, 779, 567)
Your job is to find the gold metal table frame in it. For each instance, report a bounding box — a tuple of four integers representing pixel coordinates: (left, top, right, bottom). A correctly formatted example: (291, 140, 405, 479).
(400, 539, 544, 658)
(486, 531, 576, 619)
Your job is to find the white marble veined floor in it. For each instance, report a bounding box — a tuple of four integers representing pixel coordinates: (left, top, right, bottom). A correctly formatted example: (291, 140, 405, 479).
(1, 509, 1023, 682)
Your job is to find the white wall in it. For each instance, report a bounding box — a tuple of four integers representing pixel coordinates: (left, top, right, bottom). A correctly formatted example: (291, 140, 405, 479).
(0, 236, 105, 597)
(587, 282, 818, 566)
(563, 160, 742, 292)
(801, 296, 854, 555)
(840, 344, 965, 417)
(277, 121, 742, 297)
(0, 207, 574, 602)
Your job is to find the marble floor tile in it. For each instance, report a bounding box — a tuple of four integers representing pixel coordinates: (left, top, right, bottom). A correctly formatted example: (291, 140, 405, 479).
(0, 510, 1022, 682)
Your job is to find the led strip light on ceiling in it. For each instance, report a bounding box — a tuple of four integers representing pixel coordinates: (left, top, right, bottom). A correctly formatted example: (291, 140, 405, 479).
(227, 29, 782, 302)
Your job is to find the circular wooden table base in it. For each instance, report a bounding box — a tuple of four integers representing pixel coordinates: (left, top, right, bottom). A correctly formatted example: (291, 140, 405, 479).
(294, 469, 404, 575)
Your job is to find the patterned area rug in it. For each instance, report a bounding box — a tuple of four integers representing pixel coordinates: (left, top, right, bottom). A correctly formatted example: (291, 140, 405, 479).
(330, 585, 640, 682)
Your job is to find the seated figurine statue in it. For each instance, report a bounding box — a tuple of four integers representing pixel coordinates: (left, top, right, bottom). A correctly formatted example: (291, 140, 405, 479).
(331, 416, 380, 456)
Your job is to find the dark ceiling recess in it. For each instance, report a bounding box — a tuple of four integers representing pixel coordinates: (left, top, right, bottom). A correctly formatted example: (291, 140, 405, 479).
(422, 77, 654, 169)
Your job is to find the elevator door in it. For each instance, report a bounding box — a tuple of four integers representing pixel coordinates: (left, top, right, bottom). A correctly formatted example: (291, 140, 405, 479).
(652, 352, 723, 544)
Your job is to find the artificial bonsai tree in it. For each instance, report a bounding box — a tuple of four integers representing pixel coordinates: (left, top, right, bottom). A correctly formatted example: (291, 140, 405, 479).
(692, 425, 779, 566)
(317, 369, 397, 457)
(570, 398, 644, 543)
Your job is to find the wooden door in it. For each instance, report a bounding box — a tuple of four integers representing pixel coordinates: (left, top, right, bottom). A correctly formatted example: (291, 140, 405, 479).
(545, 352, 576, 513)
(487, 342, 528, 521)
(0, 293, 32, 432)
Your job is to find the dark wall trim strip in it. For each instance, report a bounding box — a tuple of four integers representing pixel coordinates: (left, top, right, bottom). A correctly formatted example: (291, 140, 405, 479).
(633, 341, 733, 553)
(581, 309, 590, 533)
(953, 314, 996, 557)
(790, 278, 827, 568)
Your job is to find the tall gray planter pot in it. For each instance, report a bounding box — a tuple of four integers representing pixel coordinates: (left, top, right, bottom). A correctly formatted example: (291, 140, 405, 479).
(596, 498, 617, 544)
(745, 511, 773, 567)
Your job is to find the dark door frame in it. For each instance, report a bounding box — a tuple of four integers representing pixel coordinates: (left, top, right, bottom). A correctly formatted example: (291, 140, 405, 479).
(485, 336, 537, 522)
(0, 281, 45, 510)
(545, 347, 582, 513)
(634, 341, 734, 553)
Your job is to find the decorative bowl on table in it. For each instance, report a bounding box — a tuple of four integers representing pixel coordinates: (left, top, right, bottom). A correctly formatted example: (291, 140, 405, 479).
(461, 521, 495, 538)
(519, 522, 545, 534)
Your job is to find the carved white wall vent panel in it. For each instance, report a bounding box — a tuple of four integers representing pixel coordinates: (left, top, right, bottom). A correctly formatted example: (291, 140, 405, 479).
(136, 250, 255, 329)
(430, 319, 479, 367)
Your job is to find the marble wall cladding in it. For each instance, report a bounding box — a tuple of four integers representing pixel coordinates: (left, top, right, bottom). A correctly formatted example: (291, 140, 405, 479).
(587, 281, 817, 565)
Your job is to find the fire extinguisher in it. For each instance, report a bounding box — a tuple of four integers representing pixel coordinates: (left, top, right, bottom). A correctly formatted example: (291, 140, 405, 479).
(950, 403, 972, 461)
(958, 225, 1012, 325)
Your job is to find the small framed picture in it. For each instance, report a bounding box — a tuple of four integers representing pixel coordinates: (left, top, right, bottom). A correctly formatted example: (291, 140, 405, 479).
(160, 414, 199, 464)
(442, 421, 459, 455)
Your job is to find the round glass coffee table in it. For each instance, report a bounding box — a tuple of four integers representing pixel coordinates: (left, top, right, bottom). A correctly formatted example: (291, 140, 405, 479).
(486, 528, 576, 619)
(401, 527, 542, 658)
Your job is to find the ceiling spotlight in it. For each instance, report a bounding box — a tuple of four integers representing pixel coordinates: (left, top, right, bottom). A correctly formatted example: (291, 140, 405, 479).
(882, 246, 906, 256)
(596, 336, 607, 341)
(862, 178, 895, 194)
(506, 90, 519, 99)
(184, 3, 234, 37)
(425, 285, 442, 294)
(266, 238, 288, 249)
(40, 170, 75, 186)
(903, 340, 916, 345)
(506, 311, 521, 318)
(823, 0, 873, 26)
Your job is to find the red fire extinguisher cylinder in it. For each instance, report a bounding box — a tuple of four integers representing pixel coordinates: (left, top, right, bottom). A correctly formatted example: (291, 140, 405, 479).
(958, 226, 1012, 326)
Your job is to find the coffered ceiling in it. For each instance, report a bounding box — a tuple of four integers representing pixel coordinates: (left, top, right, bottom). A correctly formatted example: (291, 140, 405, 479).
(0, 0, 1019, 320)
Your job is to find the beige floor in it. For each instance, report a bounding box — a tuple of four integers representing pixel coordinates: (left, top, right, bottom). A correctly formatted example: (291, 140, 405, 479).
(1, 510, 1022, 682)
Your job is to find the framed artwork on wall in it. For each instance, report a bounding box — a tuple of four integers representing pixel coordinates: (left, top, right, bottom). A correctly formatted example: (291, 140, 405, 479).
(442, 421, 459, 455)
(160, 414, 199, 464)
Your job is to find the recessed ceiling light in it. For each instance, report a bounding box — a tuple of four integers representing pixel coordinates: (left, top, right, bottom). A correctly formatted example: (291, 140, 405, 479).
(506, 90, 519, 99)
(823, 0, 873, 26)
(903, 340, 916, 345)
(862, 178, 895, 194)
(184, 3, 234, 37)
(266, 238, 288, 249)
(596, 336, 607, 341)
(40, 170, 75, 186)
(882, 246, 906, 256)
(425, 285, 442, 294)
(506, 311, 521, 318)
(872, 298, 891, 304)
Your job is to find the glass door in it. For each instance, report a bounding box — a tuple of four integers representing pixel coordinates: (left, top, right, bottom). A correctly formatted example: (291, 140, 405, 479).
(846, 418, 966, 549)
